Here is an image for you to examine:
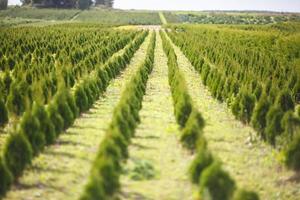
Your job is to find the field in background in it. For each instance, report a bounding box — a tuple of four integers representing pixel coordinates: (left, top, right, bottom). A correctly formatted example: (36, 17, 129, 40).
(1, 7, 300, 27)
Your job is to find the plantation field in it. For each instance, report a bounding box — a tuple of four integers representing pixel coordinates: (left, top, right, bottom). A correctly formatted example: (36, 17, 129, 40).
(0, 9, 300, 200)
(164, 11, 300, 24)
(0, 7, 161, 26)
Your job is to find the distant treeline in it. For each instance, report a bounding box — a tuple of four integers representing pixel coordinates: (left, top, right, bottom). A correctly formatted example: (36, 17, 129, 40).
(19, 0, 114, 9)
(0, 0, 8, 10)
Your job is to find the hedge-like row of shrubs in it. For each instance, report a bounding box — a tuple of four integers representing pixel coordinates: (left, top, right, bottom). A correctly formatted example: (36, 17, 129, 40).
(80, 32, 156, 200)
(161, 31, 260, 200)
(0, 31, 148, 199)
(160, 30, 204, 151)
(167, 25, 300, 171)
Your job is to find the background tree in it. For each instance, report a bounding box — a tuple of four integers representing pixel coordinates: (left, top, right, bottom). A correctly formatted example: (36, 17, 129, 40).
(0, 0, 8, 10)
(95, 0, 105, 6)
(104, 0, 113, 8)
(78, 0, 91, 9)
(20, 0, 31, 5)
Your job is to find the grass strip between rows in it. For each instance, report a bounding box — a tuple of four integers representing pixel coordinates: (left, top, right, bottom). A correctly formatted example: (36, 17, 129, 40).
(0, 31, 148, 199)
(80, 32, 156, 200)
(160, 30, 260, 200)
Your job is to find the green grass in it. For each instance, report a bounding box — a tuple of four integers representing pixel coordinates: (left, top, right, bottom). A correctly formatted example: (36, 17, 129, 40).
(159, 12, 167, 25)
(168, 34, 300, 200)
(119, 32, 195, 200)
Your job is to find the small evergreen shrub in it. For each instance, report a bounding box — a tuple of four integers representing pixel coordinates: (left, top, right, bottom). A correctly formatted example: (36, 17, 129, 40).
(56, 96, 74, 130)
(251, 93, 270, 139)
(47, 103, 64, 136)
(239, 91, 256, 123)
(80, 176, 106, 200)
(199, 162, 236, 200)
(32, 102, 56, 145)
(233, 189, 260, 200)
(92, 156, 120, 196)
(265, 106, 284, 145)
(66, 93, 79, 118)
(276, 90, 295, 112)
(181, 109, 205, 150)
(0, 156, 12, 198)
(189, 138, 213, 184)
(281, 111, 300, 142)
(175, 93, 193, 128)
(0, 97, 8, 126)
(74, 85, 89, 113)
(3, 132, 32, 177)
(284, 133, 300, 171)
(6, 81, 27, 116)
(20, 110, 45, 155)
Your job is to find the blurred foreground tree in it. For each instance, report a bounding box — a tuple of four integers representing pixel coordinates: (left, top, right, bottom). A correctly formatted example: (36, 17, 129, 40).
(0, 0, 8, 10)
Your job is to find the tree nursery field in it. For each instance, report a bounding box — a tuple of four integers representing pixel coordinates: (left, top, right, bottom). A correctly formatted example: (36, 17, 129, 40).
(0, 6, 299, 200)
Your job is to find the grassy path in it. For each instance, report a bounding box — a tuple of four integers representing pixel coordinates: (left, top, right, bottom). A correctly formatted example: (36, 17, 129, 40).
(3, 34, 151, 200)
(119, 32, 194, 200)
(167, 34, 300, 200)
(159, 12, 167, 25)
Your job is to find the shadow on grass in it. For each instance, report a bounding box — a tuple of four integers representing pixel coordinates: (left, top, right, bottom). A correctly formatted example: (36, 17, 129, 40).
(71, 124, 100, 130)
(131, 143, 156, 150)
(30, 165, 71, 174)
(119, 191, 153, 200)
(55, 139, 90, 148)
(43, 150, 89, 162)
(14, 182, 64, 193)
(135, 135, 160, 140)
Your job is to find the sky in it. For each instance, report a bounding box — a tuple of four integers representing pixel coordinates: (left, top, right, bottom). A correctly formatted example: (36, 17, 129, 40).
(8, 0, 300, 12)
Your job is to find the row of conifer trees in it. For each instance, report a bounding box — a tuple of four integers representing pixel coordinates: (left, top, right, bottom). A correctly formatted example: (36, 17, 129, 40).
(160, 31, 259, 200)
(80, 32, 155, 200)
(167, 24, 300, 171)
(0, 30, 147, 199)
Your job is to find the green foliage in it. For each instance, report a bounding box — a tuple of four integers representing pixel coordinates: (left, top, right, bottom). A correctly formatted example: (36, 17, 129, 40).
(231, 90, 256, 123)
(19, 110, 45, 155)
(47, 103, 64, 136)
(3, 132, 32, 178)
(0, 156, 12, 198)
(189, 138, 213, 184)
(239, 91, 256, 123)
(265, 106, 284, 145)
(276, 90, 295, 112)
(281, 111, 300, 142)
(55, 92, 75, 130)
(181, 109, 205, 150)
(0, 97, 8, 126)
(199, 162, 236, 200)
(6, 81, 28, 116)
(284, 133, 300, 170)
(74, 85, 89, 113)
(32, 102, 56, 145)
(129, 159, 155, 181)
(251, 93, 270, 138)
(233, 189, 260, 200)
(66, 92, 79, 118)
